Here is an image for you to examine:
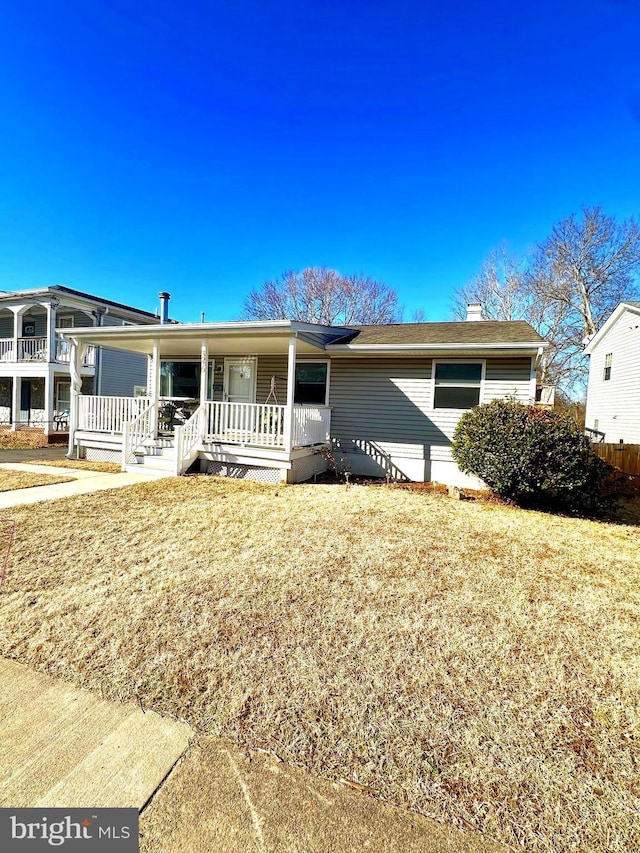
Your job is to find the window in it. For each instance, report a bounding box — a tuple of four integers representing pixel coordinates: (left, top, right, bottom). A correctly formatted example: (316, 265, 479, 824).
(57, 316, 74, 329)
(294, 362, 328, 405)
(594, 419, 599, 432)
(603, 353, 612, 381)
(161, 361, 213, 398)
(433, 362, 483, 409)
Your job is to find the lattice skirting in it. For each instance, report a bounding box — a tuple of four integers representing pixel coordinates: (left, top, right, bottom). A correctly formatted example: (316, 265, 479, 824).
(200, 460, 283, 484)
(85, 448, 121, 463)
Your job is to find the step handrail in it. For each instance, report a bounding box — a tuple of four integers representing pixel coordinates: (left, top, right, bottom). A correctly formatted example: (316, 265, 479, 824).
(174, 403, 206, 474)
(122, 401, 157, 469)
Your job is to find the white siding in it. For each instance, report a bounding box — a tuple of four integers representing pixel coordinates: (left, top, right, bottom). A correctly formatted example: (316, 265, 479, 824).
(585, 307, 640, 444)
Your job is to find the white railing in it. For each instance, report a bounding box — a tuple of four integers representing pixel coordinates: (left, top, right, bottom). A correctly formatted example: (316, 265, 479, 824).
(0, 337, 96, 365)
(77, 395, 151, 434)
(56, 338, 96, 366)
(122, 401, 156, 467)
(293, 405, 331, 446)
(0, 339, 14, 361)
(174, 403, 206, 474)
(203, 402, 331, 448)
(205, 402, 286, 447)
(17, 337, 48, 361)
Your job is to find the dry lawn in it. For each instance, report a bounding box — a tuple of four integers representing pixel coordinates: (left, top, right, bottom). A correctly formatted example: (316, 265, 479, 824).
(1, 477, 639, 852)
(23, 459, 122, 473)
(0, 470, 74, 492)
(0, 429, 49, 450)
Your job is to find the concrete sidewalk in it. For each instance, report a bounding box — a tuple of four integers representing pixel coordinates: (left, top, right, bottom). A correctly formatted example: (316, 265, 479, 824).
(0, 659, 508, 853)
(0, 658, 191, 808)
(0, 462, 163, 508)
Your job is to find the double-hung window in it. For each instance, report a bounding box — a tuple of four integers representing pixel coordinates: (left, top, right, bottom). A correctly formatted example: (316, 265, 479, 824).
(294, 362, 329, 405)
(433, 362, 483, 409)
(603, 353, 612, 381)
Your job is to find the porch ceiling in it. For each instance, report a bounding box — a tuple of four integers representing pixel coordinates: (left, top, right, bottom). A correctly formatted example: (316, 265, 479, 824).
(60, 320, 341, 357)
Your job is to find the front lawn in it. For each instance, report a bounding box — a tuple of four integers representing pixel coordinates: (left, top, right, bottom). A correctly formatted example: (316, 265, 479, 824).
(0, 470, 74, 492)
(1, 477, 638, 851)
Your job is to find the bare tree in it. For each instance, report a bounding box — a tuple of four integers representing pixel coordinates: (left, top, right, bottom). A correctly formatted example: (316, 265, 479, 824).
(242, 266, 401, 325)
(451, 245, 533, 321)
(452, 210, 640, 396)
(530, 206, 640, 339)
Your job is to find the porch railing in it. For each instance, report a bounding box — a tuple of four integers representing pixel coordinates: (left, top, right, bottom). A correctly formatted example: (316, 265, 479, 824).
(122, 401, 156, 466)
(174, 403, 206, 474)
(204, 402, 286, 447)
(293, 405, 331, 446)
(0, 337, 96, 365)
(77, 395, 151, 434)
(56, 338, 96, 366)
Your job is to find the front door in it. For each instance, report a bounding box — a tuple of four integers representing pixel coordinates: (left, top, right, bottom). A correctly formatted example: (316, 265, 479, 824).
(20, 380, 31, 424)
(223, 358, 256, 403)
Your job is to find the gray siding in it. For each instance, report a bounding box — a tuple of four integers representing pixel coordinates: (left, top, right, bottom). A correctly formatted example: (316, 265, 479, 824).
(0, 314, 13, 338)
(99, 348, 148, 396)
(329, 356, 533, 464)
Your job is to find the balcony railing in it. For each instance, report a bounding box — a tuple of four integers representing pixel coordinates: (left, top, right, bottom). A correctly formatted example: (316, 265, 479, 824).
(0, 337, 95, 365)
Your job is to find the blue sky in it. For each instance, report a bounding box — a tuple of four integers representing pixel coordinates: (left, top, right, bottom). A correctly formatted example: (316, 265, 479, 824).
(0, 0, 638, 323)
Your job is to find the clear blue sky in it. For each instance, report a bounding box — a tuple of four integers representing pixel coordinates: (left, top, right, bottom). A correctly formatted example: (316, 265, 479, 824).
(0, 1, 638, 323)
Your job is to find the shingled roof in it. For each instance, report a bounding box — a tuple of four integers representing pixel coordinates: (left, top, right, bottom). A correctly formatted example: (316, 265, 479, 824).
(331, 320, 544, 346)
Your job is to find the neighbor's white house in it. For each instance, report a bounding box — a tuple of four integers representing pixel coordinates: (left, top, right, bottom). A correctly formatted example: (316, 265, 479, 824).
(584, 301, 640, 444)
(60, 300, 548, 487)
(0, 286, 166, 435)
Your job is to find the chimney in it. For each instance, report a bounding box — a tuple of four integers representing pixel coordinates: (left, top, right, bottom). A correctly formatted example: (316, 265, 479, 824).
(466, 303, 483, 322)
(158, 291, 170, 324)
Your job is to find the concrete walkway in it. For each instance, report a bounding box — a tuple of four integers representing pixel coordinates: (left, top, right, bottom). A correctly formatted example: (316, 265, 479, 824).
(0, 658, 191, 808)
(0, 658, 508, 852)
(0, 463, 162, 508)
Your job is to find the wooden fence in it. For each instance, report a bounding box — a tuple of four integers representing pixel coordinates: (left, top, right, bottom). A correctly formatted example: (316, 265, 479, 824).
(592, 443, 640, 477)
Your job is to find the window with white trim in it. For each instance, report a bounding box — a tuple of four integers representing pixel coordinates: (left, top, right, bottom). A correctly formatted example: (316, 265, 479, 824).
(433, 362, 482, 409)
(294, 362, 329, 405)
(603, 353, 612, 381)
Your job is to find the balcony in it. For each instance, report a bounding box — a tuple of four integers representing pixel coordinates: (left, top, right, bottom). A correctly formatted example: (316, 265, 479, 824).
(0, 337, 96, 366)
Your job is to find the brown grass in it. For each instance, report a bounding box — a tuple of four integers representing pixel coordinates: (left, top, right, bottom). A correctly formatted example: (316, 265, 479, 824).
(0, 470, 74, 492)
(23, 459, 122, 473)
(1, 478, 639, 851)
(0, 429, 49, 450)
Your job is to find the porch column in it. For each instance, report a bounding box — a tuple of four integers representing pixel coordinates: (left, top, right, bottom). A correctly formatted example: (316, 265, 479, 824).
(10, 375, 21, 432)
(43, 367, 55, 437)
(10, 306, 26, 362)
(284, 334, 297, 453)
(199, 340, 209, 405)
(46, 300, 58, 363)
(67, 338, 83, 458)
(150, 340, 161, 435)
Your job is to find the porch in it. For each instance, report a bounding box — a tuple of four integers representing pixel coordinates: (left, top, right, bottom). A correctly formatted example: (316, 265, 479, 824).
(73, 395, 331, 479)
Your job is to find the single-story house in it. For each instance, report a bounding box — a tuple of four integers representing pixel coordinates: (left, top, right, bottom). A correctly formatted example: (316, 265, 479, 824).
(61, 305, 547, 487)
(584, 301, 640, 444)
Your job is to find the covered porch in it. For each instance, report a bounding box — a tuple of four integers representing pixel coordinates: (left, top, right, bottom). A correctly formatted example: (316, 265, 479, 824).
(63, 320, 348, 481)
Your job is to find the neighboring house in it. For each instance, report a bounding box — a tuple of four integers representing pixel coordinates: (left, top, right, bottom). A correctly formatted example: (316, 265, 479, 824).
(584, 301, 640, 444)
(62, 304, 546, 486)
(0, 286, 166, 435)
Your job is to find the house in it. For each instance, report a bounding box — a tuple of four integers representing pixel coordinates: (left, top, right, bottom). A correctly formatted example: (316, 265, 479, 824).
(61, 303, 547, 486)
(584, 301, 640, 444)
(0, 286, 167, 435)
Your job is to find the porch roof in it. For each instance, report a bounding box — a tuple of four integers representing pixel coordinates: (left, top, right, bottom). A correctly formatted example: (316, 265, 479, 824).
(60, 320, 353, 357)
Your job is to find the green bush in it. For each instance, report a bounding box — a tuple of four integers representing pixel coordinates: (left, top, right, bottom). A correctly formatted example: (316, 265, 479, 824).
(451, 400, 618, 514)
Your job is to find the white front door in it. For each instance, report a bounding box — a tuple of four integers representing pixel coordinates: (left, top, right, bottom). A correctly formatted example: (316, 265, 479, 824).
(223, 358, 257, 403)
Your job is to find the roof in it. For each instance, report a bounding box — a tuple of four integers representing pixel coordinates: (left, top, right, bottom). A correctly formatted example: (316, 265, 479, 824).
(0, 284, 166, 322)
(63, 317, 547, 358)
(583, 300, 640, 355)
(331, 320, 545, 346)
